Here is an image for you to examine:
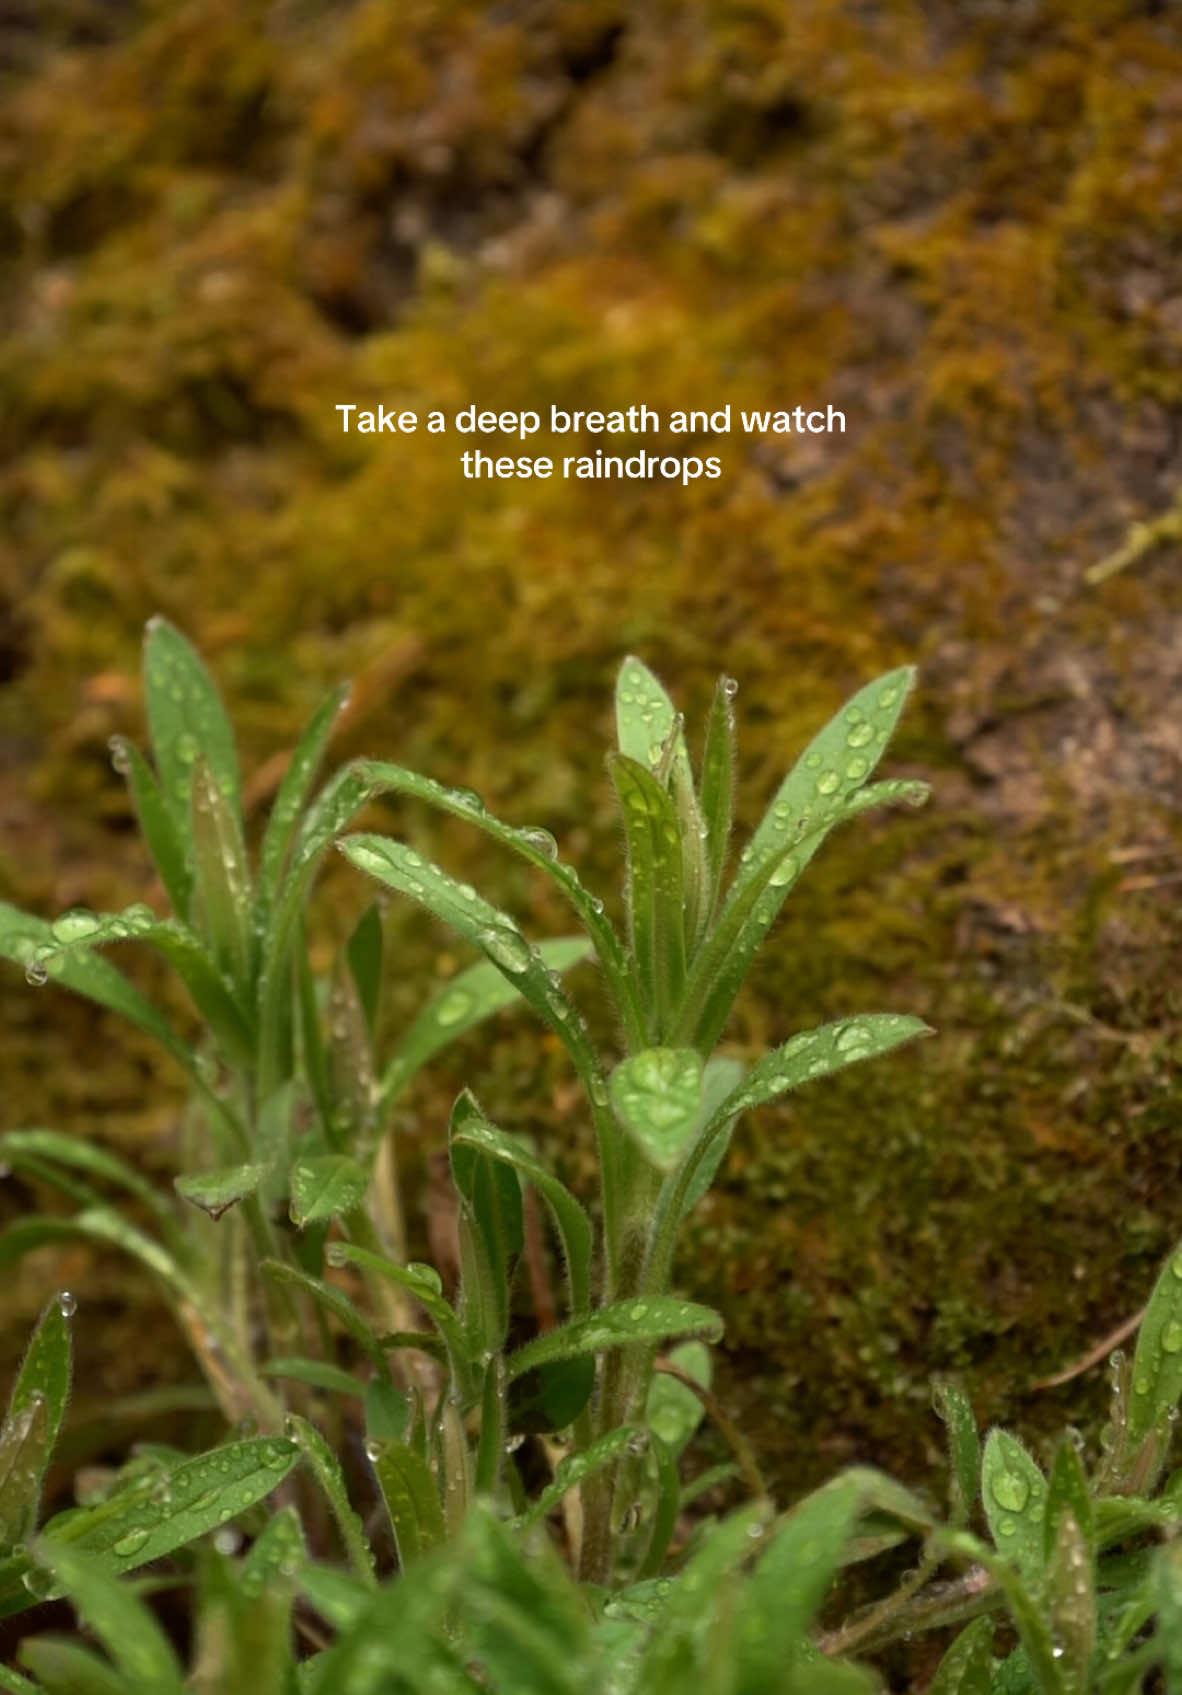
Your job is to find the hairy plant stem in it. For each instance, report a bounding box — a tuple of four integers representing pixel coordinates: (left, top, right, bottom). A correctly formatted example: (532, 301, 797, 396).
(818, 1565, 997, 1659)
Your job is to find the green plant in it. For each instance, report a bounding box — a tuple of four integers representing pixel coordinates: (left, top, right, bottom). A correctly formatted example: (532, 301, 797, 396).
(330, 655, 930, 1579)
(814, 1233, 1182, 1693)
(0, 618, 588, 1432)
(0, 1299, 300, 1627)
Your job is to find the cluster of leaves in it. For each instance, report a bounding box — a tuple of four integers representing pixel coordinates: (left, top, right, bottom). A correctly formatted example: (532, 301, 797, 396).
(7, 627, 1182, 1688)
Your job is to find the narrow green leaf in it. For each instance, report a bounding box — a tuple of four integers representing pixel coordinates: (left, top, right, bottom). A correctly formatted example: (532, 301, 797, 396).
(144, 616, 241, 833)
(10, 906, 254, 1068)
(262, 1357, 362, 1397)
(340, 835, 604, 1094)
(354, 757, 645, 1048)
(381, 940, 591, 1105)
(1045, 1440, 1094, 1559)
(0, 1397, 49, 1549)
(260, 1260, 386, 1371)
(928, 1617, 995, 1694)
(258, 682, 350, 909)
(32, 1542, 183, 1692)
(681, 1055, 746, 1212)
(450, 1095, 593, 1316)
(611, 1048, 704, 1172)
(933, 1378, 981, 1528)
(0, 1661, 43, 1693)
(290, 1154, 368, 1227)
(616, 656, 687, 772)
(346, 902, 384, 1037)
(735, 1474, 863, 1695)
(638, 1502, 773, 1683)
(0, 1130, 179, 1239)
(1044, 1511, 1095, 1695)
(517, 1427, 641, 1530)
(364, 1376, 409, 1442)
(109, 735, 193, 918)
(717, 1013, 930, 1117)
(942, 1530, 1067, 1695)
(241, 1504, 307, 1596)
(370, 1439, 446, 1568)
(1156, 1541, 1182, 1695)
(323, 1243, 470, 1387)
(49, 1438, 298, 1574)
(981, 1429, 1047, 1583)
(175, 1163, 263, 1222)
(457, 1506, 592, 1695)
(285, 1414, 375, 1586)
(0, 903, 194, 1073)
(451, 1101, 523, 1354)
(608, 754, 685, 1033)
(646, 1342, 710, 1457)
(508, 1357, 595, 1436)
(190, 757, 252, 984)
(699, 677, 736, 921)
(1126, 1238, 1182, 1449)
(18, 1637, 124, 1695)
(506, 1298, 723, 1382)
(9, 1299, 72, 1463)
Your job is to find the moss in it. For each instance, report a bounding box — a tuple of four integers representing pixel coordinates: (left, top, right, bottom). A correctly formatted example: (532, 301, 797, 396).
(2, 0, 1182, 1502)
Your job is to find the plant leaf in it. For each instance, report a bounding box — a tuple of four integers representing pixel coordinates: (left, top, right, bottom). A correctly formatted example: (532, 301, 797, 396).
(381, 940, 591, 1106)
(449, 1095, 593, 1316)
(262, 1358, 362, 1397)
(1126, 1238, 1182, 1450)
(9, 1298, 72, 1459)
(506, 1298, 723, 1382)
(1156, 1541, 1182, 1695)
(31, 1540, 184, 1692)
(0, 1398, 49, 1551)
(928, 1617, 995, 1694)
(109, 735, 193, 919)
(734, 1474, 863, 1695)
(699, 677, 736, 922)
(0, 903, 194, 1073)
(0, 1130, 180, 1240)
(933, 1378, 981, 1529)
(144, 616, 242, 834)
(19, 1635, 127, 1694)
(354, 757, 646, 1048)
(370, 1439, 446, 1568)
(981, 1429, 1047, 1583)
(47, 1438, 298, 1574)
(290, 1154, 368, 1227)
(340, 835, 604, 1095)
(258, 682, 350, 910)
(1044, 1511, 1095, 1695)
(259, 1261, 387, 1371)
(346, 902, 384, 1037)
(646, 1342, 710, 1457)
(517, 1427, 641, 1530)
(175, 1163, 263, 1222)
(324, 1243, 470, 1389)
(608, 754, 685, 1035)
(284, 1414, 375, 1586)
(241, 1504, 307, 1596)
(190, 757, 252, 985)
(610, 1048, 704, 1172)
(1044, 1440, 1094, 1560)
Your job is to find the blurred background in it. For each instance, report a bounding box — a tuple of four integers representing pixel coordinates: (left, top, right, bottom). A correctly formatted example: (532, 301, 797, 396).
(1, 0, 1181, 1502)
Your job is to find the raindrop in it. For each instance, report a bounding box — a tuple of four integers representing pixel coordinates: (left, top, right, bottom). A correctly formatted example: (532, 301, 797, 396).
(504, 1434, 526, 1454)
(57, 1291, 77, 1318)
(520, 827, 559, 861)
(364, 1439, 382, 1463)
(213, 1526, 241, 1556)
(991, 1472, 1029, 1512)
(846, 721, 874, 749)
(109, 736, 132, 775)
(816, 771, 840, 796)
(721, 677, 739, 700)
(1164, 1322, 1182, 1355)
(768, 854, 798, 889)
(113, 1526, 151, 1558)
(479, 926, 532, 975)
(24, 951, 51, 987)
